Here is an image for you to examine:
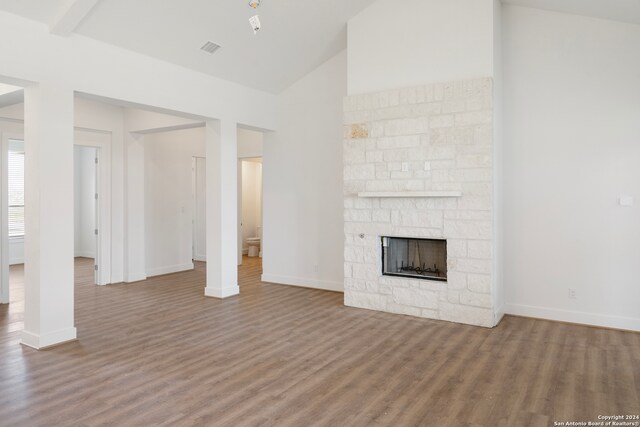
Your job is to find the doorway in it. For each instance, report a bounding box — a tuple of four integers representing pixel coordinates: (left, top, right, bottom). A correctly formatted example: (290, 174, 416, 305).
(1, 136, 25, 305)
(239, 158, 263, 263)
(74, 145, 99, 285)
(73, 129, 111, 286)
(192, 156, 206, 262)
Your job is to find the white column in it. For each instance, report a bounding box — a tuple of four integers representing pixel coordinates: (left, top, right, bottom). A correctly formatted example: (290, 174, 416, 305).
(123, 131, 146, 282)
(205, 119, 239, 298)
(22, 83, 76, 349)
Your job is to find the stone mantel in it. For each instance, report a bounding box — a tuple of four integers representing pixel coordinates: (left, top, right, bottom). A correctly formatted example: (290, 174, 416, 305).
(357, 191, 463, 198)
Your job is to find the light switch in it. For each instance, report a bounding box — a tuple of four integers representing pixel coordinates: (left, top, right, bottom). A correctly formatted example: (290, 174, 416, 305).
(401, 162, 409, 172)
(619, 196, 634, 207)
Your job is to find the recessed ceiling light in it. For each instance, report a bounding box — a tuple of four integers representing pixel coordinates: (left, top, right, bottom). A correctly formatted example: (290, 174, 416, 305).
(200, 41, 221, 54)
(248, 0, 261, 9)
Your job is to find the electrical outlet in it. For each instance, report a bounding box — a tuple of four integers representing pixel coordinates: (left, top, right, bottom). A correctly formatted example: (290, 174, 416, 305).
(568, 288, 577, 299)
(313, 264, 319, 273)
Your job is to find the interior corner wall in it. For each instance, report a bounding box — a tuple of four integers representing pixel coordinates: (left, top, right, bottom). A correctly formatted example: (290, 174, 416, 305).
(502, 6, 640, 331)
(144, 127, 205, 277)
(262, 50, 346, 292)
(347, 0, 495, 95)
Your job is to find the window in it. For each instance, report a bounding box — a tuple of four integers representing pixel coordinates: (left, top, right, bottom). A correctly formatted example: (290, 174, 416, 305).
(8, 140, 24, 238)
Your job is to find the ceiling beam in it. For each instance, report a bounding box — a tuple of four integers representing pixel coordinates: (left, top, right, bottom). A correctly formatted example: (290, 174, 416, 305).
(50, 0, 102, 36)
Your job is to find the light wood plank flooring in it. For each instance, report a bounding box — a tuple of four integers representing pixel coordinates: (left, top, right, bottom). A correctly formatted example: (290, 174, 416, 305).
(0, 257, 638, 426)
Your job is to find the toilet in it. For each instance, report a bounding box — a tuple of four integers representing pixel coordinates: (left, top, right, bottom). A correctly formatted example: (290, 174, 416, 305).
(246, 226, 262, 257)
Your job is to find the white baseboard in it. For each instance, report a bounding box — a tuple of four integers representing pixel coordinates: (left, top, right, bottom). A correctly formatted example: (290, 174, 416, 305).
(261, 273, 344, 293)
(146, 263, 194, 278)
(124, 272, 147, 283)
(204, 285, 240, 299)
(505, 303, 640, 332)
(21, 327, 77, 350)
(193, 255, 206, 262)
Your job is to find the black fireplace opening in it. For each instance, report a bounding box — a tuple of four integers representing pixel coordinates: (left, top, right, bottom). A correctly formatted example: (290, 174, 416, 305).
(382, 237, 447, 281)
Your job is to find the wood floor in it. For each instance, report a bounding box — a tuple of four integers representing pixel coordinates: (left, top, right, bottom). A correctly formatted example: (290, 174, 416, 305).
(0, 258, 638, 427)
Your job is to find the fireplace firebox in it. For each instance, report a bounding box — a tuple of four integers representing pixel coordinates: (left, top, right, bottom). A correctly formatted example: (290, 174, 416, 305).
(382, 237, 447, 281)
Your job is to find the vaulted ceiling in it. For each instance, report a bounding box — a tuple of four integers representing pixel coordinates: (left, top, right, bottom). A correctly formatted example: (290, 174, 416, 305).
(0, 0, 638, 93)
(0, 0, 372, 93)
(502, 0, 640, 25)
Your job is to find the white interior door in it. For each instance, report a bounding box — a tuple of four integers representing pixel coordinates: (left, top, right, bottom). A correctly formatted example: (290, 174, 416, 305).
(74, 129, 111, 286)
(192, 157, 207, 262)
(74, 145, 99, 284)
(237, 159, 243, 265)
(93, 148, 100, 285)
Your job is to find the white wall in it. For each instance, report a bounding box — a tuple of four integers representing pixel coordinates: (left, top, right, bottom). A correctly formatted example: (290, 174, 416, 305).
(0, 12, 275, 131)
(143, 126, 265, 271)
(1, 98, 126, 280)
(262, 50, 346, 292)
(347, 0, 495, 94)
(0, 102, 22, 120)
(1, 98, 209, 283)
(74, 145, 96, 258)
(238, 129, 263, 158)
(0, 9, 274, 305)
(241, 160, 262, 253)
(144, 127, 205, 277)
(124, 109, 200, 134)
(502, 6, 640, 330)
(8, 240, 23, 265)
(193, 156, 207, 262)
(74, 98, 125, 282)
(492, 0, 505, 320)
(2, 98, 270, 279)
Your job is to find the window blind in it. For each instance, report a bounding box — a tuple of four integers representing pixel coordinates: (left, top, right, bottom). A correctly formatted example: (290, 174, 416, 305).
(8, 141, 24, 238)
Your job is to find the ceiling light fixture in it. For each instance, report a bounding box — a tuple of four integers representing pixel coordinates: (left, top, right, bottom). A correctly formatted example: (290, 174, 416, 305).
(249, 15, 261, 34)
(248, 0, 262, 34)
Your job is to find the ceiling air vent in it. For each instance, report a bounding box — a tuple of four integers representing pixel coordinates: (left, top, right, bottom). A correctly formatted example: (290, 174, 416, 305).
(200, 41, 221, 54)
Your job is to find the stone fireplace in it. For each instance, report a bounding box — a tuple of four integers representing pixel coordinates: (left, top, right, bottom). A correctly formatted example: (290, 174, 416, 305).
(343, 77, 496, 328)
